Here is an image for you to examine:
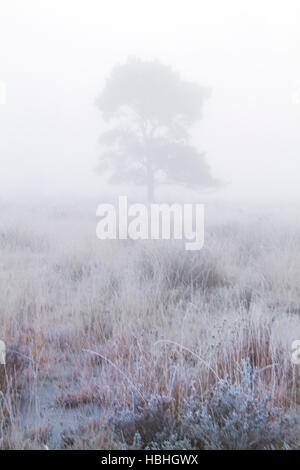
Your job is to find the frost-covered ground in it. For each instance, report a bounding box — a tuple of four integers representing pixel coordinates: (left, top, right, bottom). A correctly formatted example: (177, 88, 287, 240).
(0, 201, 300, 449)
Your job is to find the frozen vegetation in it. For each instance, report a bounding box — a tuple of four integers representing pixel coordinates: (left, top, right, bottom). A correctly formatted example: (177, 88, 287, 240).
(0, 202, 300, 449)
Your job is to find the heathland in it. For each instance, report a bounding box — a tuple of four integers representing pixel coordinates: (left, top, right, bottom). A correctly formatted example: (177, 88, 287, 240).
(0, 201, 299, 449)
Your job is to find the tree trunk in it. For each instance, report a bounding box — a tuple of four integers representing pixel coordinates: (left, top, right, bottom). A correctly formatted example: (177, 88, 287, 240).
(142, 124, 155, 203)
(146, 158, 154, 203)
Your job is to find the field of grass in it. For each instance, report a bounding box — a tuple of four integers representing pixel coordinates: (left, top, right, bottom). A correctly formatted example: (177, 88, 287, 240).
(0, 202, 300, 449)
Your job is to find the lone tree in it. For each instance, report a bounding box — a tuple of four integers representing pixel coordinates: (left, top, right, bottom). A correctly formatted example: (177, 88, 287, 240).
(97, 58, 218, 202)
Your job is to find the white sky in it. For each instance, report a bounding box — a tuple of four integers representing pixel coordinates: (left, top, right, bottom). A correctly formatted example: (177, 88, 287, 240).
(0, 0, 299, 203)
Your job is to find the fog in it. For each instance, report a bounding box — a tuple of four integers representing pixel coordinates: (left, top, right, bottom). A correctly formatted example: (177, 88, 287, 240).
(0, 0, 299, 203)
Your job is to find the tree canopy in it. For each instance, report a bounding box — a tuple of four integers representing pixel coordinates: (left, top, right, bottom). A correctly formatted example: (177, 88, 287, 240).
(97, 58, 218, 201)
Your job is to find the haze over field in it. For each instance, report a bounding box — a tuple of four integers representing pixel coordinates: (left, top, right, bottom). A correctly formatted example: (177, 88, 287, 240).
(1, 2, 300, 450)
(0, 0, 299, 203)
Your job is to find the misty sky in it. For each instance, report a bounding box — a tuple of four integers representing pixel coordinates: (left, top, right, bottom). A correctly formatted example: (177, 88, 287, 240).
(0, 0, 299, 203)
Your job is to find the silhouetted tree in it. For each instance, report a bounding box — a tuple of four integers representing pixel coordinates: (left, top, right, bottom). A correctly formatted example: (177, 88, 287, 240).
(97, 58, 218, 202)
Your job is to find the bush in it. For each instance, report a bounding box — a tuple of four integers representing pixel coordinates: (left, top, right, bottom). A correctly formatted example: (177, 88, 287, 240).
(181, 361, 297, 450)
(111, 361, 298, 450)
